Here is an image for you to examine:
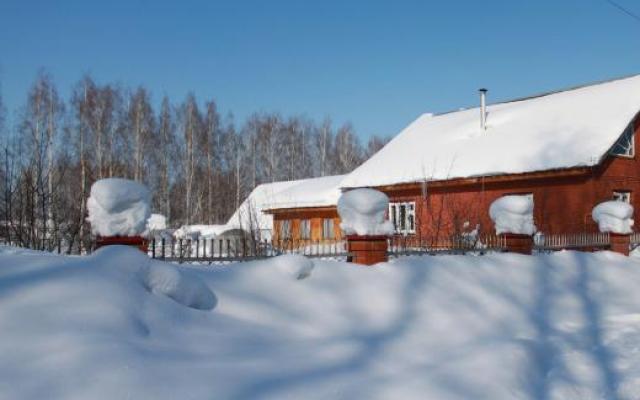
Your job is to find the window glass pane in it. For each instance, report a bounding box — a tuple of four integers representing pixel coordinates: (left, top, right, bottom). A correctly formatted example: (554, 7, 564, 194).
(388, 202, 417, 234)
(408, 203, 415, 232)
(281, 220, 291, 239)
(611, 123, 635, 156)
(613, 191, 631, 203)
(390, 205, 397, 231)
(322, 218, 334, 239)
(300, 219, 310, 239)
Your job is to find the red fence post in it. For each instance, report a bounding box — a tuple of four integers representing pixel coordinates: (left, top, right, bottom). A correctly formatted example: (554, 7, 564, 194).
(95, 236, 149, 253)
(610, 232, 631, 256)
(346, 235, 389, 266)
(500, 233, 533, 255)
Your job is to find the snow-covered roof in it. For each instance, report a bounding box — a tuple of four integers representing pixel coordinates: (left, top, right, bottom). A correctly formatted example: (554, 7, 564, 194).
(262, 175, 345, 211)
(341, 74, 640, 188)
(225, 180, 303, 232)
(213, 175, 345, 237)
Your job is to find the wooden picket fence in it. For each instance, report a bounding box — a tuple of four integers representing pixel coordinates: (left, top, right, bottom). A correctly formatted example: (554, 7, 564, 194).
(2, 230, 634, 264)
(145, 231, 625, 263)
(148, 237, 349, 263)
(533, 232, 610, 252)
(388, 233, 506, 256)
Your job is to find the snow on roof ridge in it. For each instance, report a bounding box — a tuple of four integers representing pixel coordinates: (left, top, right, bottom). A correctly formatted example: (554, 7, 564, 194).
(432, 72, 640, 118)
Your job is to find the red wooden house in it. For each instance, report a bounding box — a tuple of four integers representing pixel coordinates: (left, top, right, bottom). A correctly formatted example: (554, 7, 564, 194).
(225, 175, 345, 243)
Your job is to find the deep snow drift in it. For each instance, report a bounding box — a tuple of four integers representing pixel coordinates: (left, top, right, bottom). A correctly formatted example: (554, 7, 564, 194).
(489, 195, 537, 235)
(2, 248, 640, 399)
(592, 201, 634, 234)
(86, 178, 151, 237)
(337, 188, 394, 236)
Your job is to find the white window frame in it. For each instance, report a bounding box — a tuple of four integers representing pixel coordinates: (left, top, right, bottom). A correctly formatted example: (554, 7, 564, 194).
(611, 122, 635, 158)
(389, 201, 416, 235)
(322, 218, 335, 239)
(300, 219, 311, 240)
(613, 191, 631, 203)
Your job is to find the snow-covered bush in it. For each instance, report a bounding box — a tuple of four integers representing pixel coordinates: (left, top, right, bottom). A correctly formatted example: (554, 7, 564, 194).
(592, 201, 634, 234)
(489, 195, 536, 235)
(337, 189, 394, 236)
(268, 254, 315, 280)
(87, 178, 151, 237)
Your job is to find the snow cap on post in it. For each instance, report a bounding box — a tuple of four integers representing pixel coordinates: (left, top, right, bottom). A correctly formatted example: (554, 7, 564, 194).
(489, 195, 536, 235)
(87, 178, 151, 237)
(592, 201, 634, 234)
(337, 188, 394, 236)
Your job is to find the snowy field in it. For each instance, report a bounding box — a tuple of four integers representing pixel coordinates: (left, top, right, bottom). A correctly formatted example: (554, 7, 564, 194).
(2, 245, 640, 399)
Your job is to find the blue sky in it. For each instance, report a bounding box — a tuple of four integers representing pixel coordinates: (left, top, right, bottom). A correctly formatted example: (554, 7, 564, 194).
(1, 0, 640, 139)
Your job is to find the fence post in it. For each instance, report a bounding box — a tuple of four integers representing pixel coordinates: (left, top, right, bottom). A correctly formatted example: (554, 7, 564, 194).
(152, 239, 156, 259)
(500, 233, 533, 255)
(346, 235, 389, 265)
(610, 232, 631, 256)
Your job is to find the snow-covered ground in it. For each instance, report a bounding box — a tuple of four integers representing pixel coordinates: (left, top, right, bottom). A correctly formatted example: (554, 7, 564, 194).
(2, 246, 640, 399)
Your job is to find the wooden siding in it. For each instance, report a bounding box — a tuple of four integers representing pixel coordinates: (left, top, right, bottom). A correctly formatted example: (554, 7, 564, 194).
(271, 208, 342, 242)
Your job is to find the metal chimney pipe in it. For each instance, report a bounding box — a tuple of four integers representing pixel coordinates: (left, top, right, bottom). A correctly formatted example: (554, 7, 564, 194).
(479, 88, 488, 130)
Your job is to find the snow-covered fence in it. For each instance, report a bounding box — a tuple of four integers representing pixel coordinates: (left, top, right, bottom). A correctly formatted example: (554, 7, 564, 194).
(533, 232, 610, 252)
(148, 237, 349, 263)
(388, 233, 506, 256)
(0, 238, 93, 255)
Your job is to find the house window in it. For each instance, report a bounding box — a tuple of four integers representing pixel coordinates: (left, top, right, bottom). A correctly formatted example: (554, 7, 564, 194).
(322, 218, 335, 239)
(611, 121, 635, 157)
(613, 191, 631, 203)
(389, 201, 416, 234)
(300, 219, 311, 240)
(280, 220, 292, 239)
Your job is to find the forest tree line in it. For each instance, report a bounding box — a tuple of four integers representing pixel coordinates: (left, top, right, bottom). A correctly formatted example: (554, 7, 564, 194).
(0, 72, 389, 252)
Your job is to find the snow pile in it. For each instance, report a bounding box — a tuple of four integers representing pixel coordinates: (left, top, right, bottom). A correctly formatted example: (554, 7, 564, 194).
(142, 258, 217, 310)
(5, 249, 640, 398)
(86, 178, 151, 237)
(489, 195, 536, 235)
(173, 224, 228, 240)
(267, 254, 315, 280)
(337, 188, 394, 236)
(147, 214, 167, 232)
(592, 201, 634, 234)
